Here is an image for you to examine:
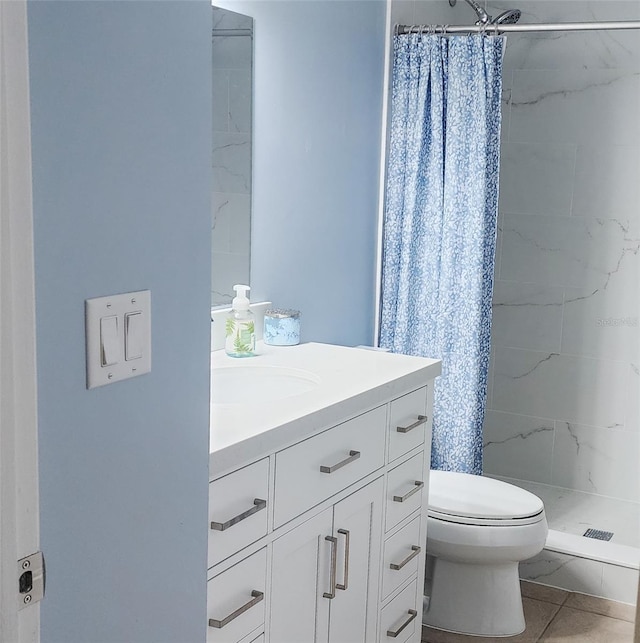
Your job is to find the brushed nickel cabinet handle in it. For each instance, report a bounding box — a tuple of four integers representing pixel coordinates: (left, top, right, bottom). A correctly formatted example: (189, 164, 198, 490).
(390, 545, 421, 571)
(387, 610, 418, 639)
(210, 498, 267, 531)
(393, 480, 424, 503)
(320, 450, 360, 474)
(336, 529, 350, 591)
(386, 609, 418, 638)
(208, 590, 264, 629)
(396, 415, 428, 434)
(323, 536, 338, 599)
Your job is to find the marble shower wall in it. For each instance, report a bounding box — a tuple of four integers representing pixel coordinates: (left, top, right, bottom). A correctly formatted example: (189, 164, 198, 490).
(389, 0, 639, 503)
(211, 7, 252, 306)
(483, 0, 640, 504)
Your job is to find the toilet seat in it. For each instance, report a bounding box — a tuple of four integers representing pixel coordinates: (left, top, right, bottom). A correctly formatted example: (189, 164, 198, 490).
(428, 508, 544, 527)
(428, 471, 545, 527)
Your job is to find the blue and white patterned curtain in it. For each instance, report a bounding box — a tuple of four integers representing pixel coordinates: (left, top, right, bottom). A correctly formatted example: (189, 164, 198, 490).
(379, 34, 504, 474)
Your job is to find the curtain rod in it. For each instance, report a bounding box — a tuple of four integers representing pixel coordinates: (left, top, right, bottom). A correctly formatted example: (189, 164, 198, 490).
(397, 20, 640, 35)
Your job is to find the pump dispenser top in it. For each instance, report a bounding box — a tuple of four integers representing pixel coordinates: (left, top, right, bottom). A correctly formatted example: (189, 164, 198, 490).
(232, 284, 251, 311)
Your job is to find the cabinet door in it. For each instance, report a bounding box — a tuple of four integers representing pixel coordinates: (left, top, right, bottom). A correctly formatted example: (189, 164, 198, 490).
(328, 478, 384, 643)
(270, 508, 333, 643)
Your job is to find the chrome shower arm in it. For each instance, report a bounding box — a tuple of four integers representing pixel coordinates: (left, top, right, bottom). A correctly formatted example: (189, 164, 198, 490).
(449, 0, 490, 24)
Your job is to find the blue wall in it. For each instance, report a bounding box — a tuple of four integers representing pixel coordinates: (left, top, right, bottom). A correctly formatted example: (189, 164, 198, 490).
(28, 0, 385, 639)
(28, 2, 212, 641)
(218, 0, 387, 346)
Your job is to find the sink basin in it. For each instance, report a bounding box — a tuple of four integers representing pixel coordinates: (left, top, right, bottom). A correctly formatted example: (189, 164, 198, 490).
(211, 365, 321, 405)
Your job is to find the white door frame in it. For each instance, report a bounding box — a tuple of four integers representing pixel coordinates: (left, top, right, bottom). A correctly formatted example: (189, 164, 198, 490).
(0, 2, 40, 642)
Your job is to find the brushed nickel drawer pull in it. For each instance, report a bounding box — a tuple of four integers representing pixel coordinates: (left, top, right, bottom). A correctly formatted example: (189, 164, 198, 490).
(396, 415, 428, 434)
(210, 498, 266, 531)
(208, 590, 264, 629)
(336, 529, 350, 591)
(390, 545, 421, 571)
(393, 480, 424, 503)
(386, 609, 418, 638)
(320, 450, 360, 474)
(323, 535, 338, 599)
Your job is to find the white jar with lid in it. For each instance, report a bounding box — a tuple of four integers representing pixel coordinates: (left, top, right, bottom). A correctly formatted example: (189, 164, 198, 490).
(264, 309, 301, 346)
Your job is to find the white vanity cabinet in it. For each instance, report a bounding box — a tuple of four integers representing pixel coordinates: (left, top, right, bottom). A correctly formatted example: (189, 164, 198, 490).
(208, 343, 440, 643)
(270, 477, 383, 643)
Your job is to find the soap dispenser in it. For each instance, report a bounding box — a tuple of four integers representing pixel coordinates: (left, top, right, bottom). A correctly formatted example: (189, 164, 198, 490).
(225, 284, 256, 358)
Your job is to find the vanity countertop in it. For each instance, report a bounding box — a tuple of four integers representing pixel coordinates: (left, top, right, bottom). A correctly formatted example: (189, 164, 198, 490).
(210, 342, 441, 476)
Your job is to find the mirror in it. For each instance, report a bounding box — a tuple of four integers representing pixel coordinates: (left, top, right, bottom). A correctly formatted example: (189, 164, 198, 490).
(211, 5, 253, 306)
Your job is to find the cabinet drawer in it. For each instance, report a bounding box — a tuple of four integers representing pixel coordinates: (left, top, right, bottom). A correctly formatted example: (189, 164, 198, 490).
(209, 459, 269, 568)
(386, 453, 426, 532)
(382, 516, 422, 601)
(207, 548, 267, 643)
(274, 406, 386, 528)
(388, 388, 428, 463)
(380, 579, 420, 643)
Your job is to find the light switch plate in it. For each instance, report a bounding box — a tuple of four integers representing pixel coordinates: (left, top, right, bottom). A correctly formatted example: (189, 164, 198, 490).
(85, 290, 151, 389)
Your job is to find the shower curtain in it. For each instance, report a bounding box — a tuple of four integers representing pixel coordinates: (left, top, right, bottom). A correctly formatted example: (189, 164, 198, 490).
(379, 33, 504, 474)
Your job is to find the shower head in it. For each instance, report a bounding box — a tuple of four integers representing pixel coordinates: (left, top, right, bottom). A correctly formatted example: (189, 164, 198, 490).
(493, 8, 521, 24)
(449, 0, 522, 27)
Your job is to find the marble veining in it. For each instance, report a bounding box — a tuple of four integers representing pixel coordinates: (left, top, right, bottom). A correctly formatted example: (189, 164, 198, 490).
(483, 410, 555, 483)
(492, 347, 628, 440)
(552, 421, 639, 500)
(491, 282, 565, 353)
(491, 0, 640, 71)
(500, 215, 638, 291)
(523, 555, 574, 582)
(212, 139, 251, 192)
(493, 300, 562, 309)
(509, 68, 640, 146)
(520, 550, 607, 597)
(511, 352, 559, 380)
(484, 424, 554, 448)
(563, 423, 582, 456)
(511, 71, 640, 109)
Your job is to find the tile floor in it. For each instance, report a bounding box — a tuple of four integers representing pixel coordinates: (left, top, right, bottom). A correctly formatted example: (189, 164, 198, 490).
(421, 581, 637, 642)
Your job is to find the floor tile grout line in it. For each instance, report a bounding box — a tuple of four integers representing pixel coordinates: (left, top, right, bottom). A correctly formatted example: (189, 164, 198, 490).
(552, 600, 636, 623)
(562, 588, 637, 621)
(536, 602, 564, 642)
(422, 589, 634, 642)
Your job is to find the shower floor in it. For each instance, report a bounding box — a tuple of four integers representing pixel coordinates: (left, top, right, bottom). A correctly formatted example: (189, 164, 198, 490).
(490, 477, 640, 603)
(489, 476, 640, 550)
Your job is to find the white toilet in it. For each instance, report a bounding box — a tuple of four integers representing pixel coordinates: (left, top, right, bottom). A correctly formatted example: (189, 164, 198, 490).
(423, 471, 548, 637)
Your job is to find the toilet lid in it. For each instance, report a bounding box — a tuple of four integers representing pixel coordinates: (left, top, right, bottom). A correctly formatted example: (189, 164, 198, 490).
(428, 471, 544, 521)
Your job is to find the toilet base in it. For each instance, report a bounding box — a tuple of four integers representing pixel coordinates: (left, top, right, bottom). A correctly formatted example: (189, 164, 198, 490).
(423, 557, 525, 637)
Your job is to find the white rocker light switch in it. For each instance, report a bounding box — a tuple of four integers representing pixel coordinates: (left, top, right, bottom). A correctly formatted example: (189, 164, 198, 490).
(125, 312, 143, 361)
(100, 315, 119, 366)
(85, 290, 151, 389)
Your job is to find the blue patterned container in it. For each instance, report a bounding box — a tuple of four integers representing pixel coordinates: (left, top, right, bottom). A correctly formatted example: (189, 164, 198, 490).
(264, 309, 301, 346)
